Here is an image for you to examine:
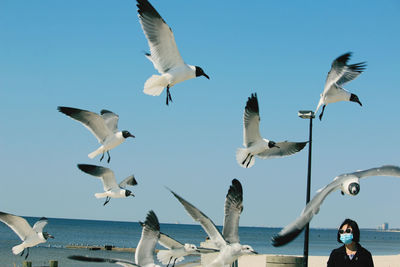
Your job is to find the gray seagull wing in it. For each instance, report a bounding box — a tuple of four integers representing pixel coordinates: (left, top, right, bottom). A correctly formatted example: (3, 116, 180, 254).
(32, 217, 48, 233)
(159, 232, 184, 249)
(119, 175, 138, 189)
(137, 0, 184, 74)
(135, 210, 160, 266)
(222, 179, 243, 244)
(257, 141, 307, 159)
(243, 93, 262, 147)
(77, 164, 119, 191)
(101, 109, 119, 133)
(169, 189, 226, 249)
(0, 212, 35, 241)
(272, 165, 400, 247)
(58, 106, 113, 143)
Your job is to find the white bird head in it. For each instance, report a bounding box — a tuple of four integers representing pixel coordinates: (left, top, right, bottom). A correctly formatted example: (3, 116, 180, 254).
(240, 245, 257, 255)
(183, 243, 198, 252)
(341, 176, 360, 196)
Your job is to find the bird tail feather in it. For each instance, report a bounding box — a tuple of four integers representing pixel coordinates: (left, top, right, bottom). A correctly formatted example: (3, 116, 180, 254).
(143, 75, 167, 96)
(94, 193, 107, 199)
(88, 147, 103, 159)
(12, 244, 25, 255)
(236, 148, 255, 168)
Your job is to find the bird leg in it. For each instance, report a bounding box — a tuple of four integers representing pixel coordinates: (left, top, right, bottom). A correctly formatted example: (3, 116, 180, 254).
(25, 248, 29, 259)
(241, 153, 251, 165)
(103, 196, 111, 206)
(107, 151, 111, 163)
(20, 249, 25, 257)
(100, 152, 105, 162)
(319, 105, 326, 121)
(166, 256, 173, 267)
(171, 258, 178, 267)
(246, 155, 254, 168)
(166, 86, 173, 105)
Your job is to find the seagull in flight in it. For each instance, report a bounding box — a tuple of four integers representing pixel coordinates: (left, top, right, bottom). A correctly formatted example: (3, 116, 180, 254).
(77, 164, 137, 206)
(58, 107, 135, 163)
(272, 165, 400, 247)
(169, 179, 257, 267)
(236, 93, 307, 168)
(68, 210, 161, 267)
(315, 52, 366, 120)
(0, 212, 54, 259)
(137, 0, 210, 105)
(157, 232, 217, 267)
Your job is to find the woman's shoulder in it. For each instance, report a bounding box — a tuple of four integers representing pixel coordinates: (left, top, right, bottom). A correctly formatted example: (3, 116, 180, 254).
(357, 244, 372, 255)
(330, 245, 345, 255)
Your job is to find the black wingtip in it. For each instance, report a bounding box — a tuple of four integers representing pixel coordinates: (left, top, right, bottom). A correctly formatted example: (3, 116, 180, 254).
(137, 0, 162, 20)
(68, 255, 108, 263)
(144, 210, 160, 232)
(296, 142, 308, 151)
(245, 93, 259, 114)
(77, 164, 97, 174)
(228, 179, 243, 202)
(100, 109, 113, 115)
(335, 52, 352, 64)
(271, 228, 304, 247)
(57, 106, 78, 116)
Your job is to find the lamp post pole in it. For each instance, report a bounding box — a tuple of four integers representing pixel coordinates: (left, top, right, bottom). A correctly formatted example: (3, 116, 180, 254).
(298, 110, 315, 267)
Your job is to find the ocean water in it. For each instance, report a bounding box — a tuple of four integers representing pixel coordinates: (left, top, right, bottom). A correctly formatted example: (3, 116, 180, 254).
(0, 217, 399, 267)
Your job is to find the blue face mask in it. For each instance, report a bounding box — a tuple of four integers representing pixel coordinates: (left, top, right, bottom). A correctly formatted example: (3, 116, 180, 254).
(340, 233, 353, 244)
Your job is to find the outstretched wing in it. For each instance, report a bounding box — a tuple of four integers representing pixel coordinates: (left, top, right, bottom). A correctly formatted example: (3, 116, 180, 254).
(169, 189, 226, 249)
(137, 0, 184, 73)
(32, 217, 48, 233)
(257, 141, 307, 159)
(272, 165, 400, 247)
(222, 179, 243, 244)
(243, 93, 262, 147)
(159, 232, 184, 249)
(0, 212, 35, 241)
(135, 210, 160, 266)
(119, 175, 138, 189)
(58, 106, 112, 143)
(101, 109, 119, 133)
(77, 164, 119, 191)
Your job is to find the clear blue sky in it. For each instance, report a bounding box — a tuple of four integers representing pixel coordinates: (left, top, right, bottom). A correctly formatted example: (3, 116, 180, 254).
(1, 0, 400, 230)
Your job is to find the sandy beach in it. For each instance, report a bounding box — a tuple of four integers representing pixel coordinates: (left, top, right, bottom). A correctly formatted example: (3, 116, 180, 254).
(309, 254, 400, 267)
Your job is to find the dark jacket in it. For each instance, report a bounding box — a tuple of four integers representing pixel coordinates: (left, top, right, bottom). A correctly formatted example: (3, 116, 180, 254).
(327, 244, 374, 267)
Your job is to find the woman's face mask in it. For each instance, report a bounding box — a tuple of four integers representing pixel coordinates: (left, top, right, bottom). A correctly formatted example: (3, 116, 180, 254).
(340, 233, 353, 244)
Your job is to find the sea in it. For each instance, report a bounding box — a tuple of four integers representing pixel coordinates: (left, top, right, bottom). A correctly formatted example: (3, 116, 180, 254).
(0, 217, 399, 267)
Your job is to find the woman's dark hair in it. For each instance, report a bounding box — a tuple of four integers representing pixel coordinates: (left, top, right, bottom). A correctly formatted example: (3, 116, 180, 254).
(337, 218, 360, 243)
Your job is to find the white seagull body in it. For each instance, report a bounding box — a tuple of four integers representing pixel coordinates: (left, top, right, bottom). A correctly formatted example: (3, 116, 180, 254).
(0, 212, 53, 259)
(58, 107, 135, 163)
(315, 52, 366, 120)
(272, 165, 400, 247)
(77, 164, 137, 206)
(68, 210, 161, 267)
(137, 0, 209, 105)
(169, 179, 256, 267)
(236, 93, 307, 168)
(157, 232, 217, 267)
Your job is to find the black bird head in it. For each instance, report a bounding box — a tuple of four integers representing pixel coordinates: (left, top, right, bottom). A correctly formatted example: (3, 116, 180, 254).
(350, 94, 362, 106)
(195, 66, 210, 79)
(122, 130, 135, 139)
(43, 232, 54, 240)
(268, 141, 279, 148)
(125, 189, 134, 197)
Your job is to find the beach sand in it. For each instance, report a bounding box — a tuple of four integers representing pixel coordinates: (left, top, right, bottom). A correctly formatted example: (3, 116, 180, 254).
(309, 254, 400, 267)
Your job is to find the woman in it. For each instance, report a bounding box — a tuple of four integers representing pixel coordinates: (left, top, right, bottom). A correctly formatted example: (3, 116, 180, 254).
(327, 218, 374, 267)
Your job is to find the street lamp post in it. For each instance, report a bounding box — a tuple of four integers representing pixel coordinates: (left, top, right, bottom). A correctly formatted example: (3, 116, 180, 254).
(298, 110, 315, 267)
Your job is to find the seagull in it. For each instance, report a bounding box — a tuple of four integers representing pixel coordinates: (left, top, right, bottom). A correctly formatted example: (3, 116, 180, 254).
(57, 107, 135, 163)
(315, 52, 366, 120)
(77, 164, 137, 206)
(0, 212, 54, 259)
(68, 210, 161, 267)
(168, 180, 257, 267)
(157, 232, 218, 267)
(272, 165, 400, 247)
(236, 93, 307, 168)
(137, 0, 210, 105)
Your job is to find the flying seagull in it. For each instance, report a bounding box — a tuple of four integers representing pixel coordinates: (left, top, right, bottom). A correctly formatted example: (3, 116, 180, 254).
(272, 165, 400, 247)
(57, 107, 134, 163)
(236, 93, 307, 168)
(157, 232, 218, 267)
(169, 180, 257, 267)
(68, 210, 161, 267)
(315, 52, 366, 120)
(77, 164, 137, 206)
(0, 212, 54, 259)
(137, 0, 209, 105)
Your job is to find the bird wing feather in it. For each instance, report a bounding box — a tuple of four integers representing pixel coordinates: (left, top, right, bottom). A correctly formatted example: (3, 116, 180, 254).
(257, 141, 307, 159)
(243, 93, 262, 147)
(222, 179, 243, 244)
(0, 212, 35, 241)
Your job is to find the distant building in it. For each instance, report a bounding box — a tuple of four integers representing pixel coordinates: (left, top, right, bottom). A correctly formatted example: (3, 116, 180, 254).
(378, 222, 389, 230)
